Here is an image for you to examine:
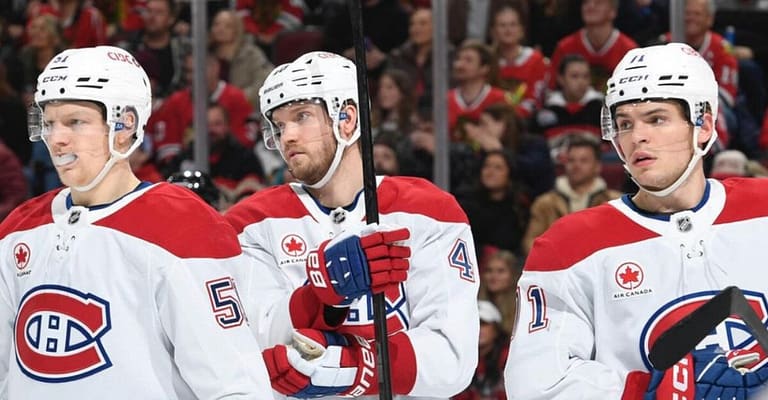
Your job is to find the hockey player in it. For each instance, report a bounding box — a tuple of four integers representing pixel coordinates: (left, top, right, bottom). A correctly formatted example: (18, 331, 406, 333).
(0, 46, 272, 399)
(226, 51, 479, 399)
(505, 42, 768, 399)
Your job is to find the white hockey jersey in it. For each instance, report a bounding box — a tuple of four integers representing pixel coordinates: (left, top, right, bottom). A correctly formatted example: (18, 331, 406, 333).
(0, 183, 272, 399)
(226, 176, 480, 400)
(505, 178, 768, 399)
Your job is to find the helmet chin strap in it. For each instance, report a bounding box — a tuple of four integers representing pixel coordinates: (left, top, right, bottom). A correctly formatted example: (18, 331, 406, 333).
(627, 126, 713, 198)
(71, 126, 138, 193)
(304, 140, 346, 189)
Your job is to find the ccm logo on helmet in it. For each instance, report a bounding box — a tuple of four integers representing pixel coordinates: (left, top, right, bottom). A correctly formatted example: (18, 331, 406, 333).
(41, 75, 67, 83)
(618, 74, 649, 84)
(15, 285, 112, 382)
(107, 51, 140, 68)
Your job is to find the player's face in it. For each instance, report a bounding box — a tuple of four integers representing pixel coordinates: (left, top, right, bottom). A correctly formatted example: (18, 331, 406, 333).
(614, 101, 694, 192)
(42, 101, 110, 188)
(565, 145, 600, 188)
(480, 153, 510, 192)
(684, 0, 712, 39)
(491, 8, 524, 47)
(271, 101, 336, 185)
(408, 9, 432, 46)
(377, 74, 403, 110)
(581, 0, 616, 26)
(483, 257, 515, 293)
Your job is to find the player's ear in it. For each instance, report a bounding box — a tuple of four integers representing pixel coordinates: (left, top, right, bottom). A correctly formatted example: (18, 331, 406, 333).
(115, 110, 137, 150)
(697, 112, 715, 146)
(338, 104, 357, 140)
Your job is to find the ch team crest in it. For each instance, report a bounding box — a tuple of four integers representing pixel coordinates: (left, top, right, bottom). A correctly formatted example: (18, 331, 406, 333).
(15, 285, 112, 382)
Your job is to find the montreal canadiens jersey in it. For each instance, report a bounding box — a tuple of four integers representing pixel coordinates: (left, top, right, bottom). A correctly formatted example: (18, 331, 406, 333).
(505, 178, 768, 399)
(0, 183, 272, 399)
(226, 176, 480, 400)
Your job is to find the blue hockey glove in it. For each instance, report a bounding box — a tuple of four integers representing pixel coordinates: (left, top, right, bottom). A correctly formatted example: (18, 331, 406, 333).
(645, 346, 768, 400)
(306, 225, 410, 306)
(262, 329, 378, 398)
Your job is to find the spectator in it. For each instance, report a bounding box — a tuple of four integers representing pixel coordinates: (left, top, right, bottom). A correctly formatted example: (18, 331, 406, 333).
(172, 103, 264, 210)
(448, 40, 511, 141)
(490, 2, 548, 120)
(397, 115, 478, 196)
(36, 0, 108, 48)
(548, 0, 638, 91)
(373, 131, 402, 176)
(209, 9, 273, 112)
(522, 133, 620, 254)
(388, 7, 447, 114)
(478, 249, 521, 336)
(117, 0, 190, 101)
(535, 54, 604, 151)
(20, 14, 64, 105)
(452, 300, 510, 400)
(615, 0, 669, 46)
(459, 150, 530, 255)
(463, 103, 555, 197)
(447, 0, 519, 47)
(235, 0, 304, 55)
(146, 52, 253, 173)
(372, 68, 416, 137)
(709, 149, 748, 180)
(0, 140, 28, 221)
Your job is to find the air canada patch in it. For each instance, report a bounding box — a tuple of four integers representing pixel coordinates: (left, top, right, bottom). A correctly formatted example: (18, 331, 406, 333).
(15, 285, 112, 382)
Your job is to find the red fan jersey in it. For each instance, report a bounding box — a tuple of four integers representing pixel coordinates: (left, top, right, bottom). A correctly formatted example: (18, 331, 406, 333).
(147, 82, 254, 163)
(448, 85, 511, 141)
(498, 46, 549, 118)
(549, 29, 638, 91)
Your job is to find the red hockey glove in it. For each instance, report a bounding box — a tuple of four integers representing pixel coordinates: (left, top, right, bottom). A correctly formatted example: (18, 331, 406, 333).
(306, 224, 410, 306)
(262, 329, 378, 398)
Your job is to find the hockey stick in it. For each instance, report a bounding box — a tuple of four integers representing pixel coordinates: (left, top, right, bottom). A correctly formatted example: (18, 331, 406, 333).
(346, 1, 393, 399)
(648, 286, 768, 370)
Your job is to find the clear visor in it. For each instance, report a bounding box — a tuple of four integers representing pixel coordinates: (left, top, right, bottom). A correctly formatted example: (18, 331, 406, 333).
(600, 104, 617, 141)
(262, 98, 326, 150)
(27, 105, 45, 142)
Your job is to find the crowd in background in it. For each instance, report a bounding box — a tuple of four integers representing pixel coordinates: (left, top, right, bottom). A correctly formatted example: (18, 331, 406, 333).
(1, 0, 767, 398)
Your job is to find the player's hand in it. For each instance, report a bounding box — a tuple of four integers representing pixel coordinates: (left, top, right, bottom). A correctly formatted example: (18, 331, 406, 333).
(306, 224, 410, 306)
(644, 346, 768, 399)
(262, 329, 377, 398)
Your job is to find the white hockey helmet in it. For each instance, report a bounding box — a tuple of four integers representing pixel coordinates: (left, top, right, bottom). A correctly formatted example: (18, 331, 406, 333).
(258, 51, 360, 188)
(30, 45, 153, 191)
(601, 42, 719, 197)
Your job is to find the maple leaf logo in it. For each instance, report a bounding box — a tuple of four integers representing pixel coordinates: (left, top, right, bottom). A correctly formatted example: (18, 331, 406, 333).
(614, 262, 643, 290)
(14, 243, 30, 270)
(281, 234, 307, 257)
(619, 266, 639, 284)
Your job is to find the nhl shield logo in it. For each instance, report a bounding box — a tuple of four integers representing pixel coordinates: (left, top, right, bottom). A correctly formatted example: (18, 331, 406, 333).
(676, 216, 692, 232)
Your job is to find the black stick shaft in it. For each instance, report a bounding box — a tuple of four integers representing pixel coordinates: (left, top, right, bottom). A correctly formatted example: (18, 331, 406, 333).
(346, 1, 392, 399)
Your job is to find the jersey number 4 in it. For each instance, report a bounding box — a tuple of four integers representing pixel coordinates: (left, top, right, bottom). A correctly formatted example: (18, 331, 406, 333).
(206, 277, 245, 329)
(448, 239, 475, 282)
